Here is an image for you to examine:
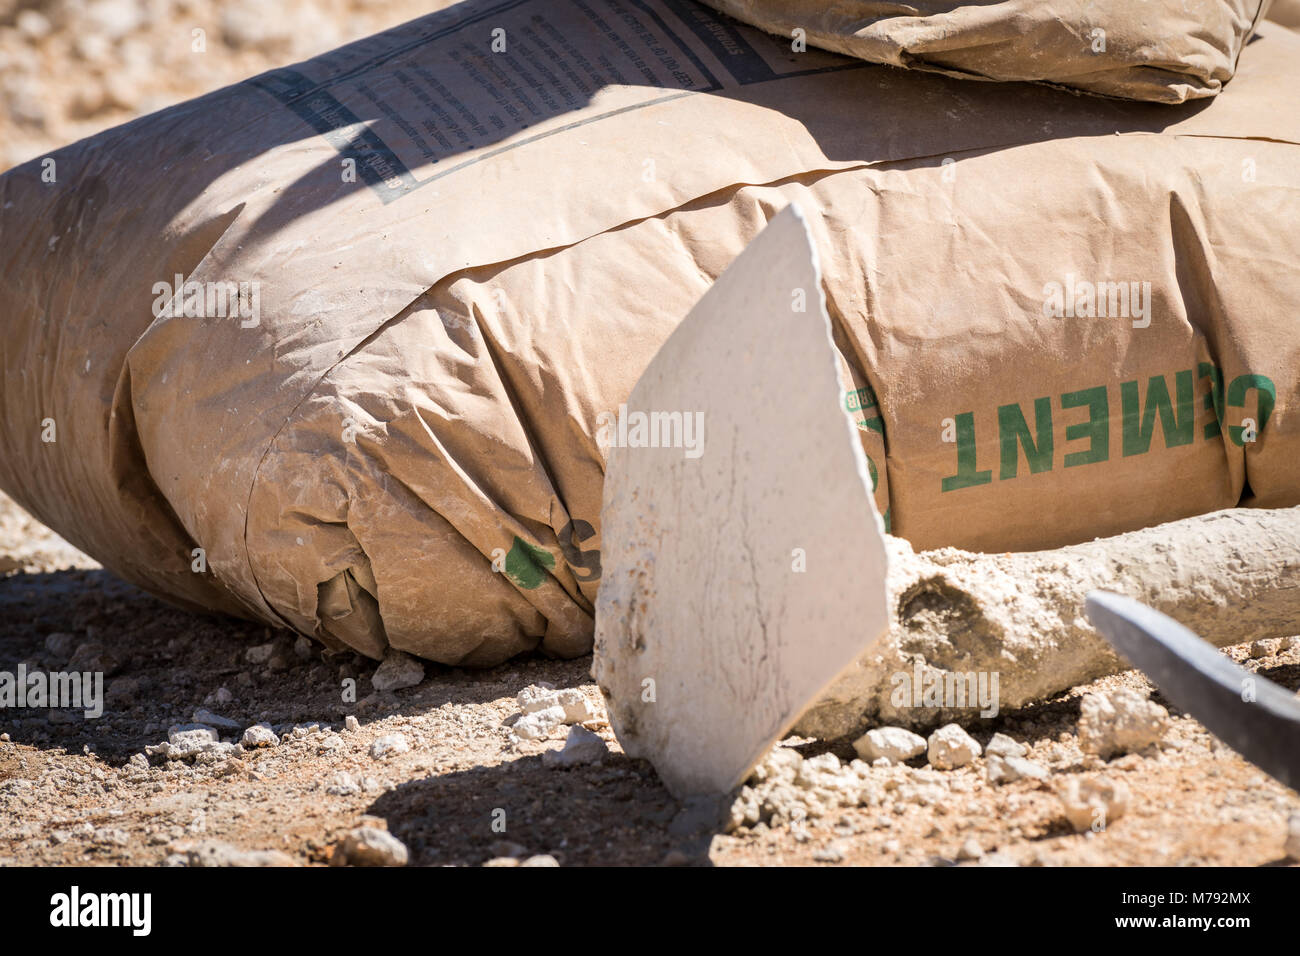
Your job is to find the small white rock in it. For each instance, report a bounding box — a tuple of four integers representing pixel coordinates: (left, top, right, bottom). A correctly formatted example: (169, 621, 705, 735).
(542, 725, 609, 768)
(555, 687, 598, 724)
(1284, 813, 1300, 860)
(513, 705, 566, 741)
(517, 684, 560, 714)
(1078, 688, 1169, 759)
(1056, 775, 1130, 832)
(371, 649, 425, 692)
(987, 754, 1049, 786)
(369, 734, 410, 759)
(344, 715, 361, 733)
(853, 727, 926, 763)
(927, 724, 981, 770)
(168, 724, 219, 746)
(985, 733, 1026, 759)
(520, 854, 559, 867)
(245, 643, 275, 664)
(331, 827, 408, 867)
(241, 724, 279, 748)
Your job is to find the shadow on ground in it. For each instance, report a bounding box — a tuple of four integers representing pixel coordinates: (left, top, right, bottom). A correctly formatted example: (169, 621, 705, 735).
(365, 752, 695, 866)
(0, 567, 587, 764)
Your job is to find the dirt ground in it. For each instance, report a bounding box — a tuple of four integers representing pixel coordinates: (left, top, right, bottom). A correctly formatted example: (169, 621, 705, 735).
(2, 490, 1298, 867)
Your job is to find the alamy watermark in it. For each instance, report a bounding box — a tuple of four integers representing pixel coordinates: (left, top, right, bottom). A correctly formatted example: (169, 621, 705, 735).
(891, 661, 999, 718)
(595, 404, 705, 459)
(0, 664, 103, 718)
(1042, 273, 1151, 328)
(151, 274, 260, 327)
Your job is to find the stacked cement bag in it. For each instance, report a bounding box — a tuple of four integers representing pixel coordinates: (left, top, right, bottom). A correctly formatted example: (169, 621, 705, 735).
(1, 0, 1296, 665)
(702, 0, 1272, 102)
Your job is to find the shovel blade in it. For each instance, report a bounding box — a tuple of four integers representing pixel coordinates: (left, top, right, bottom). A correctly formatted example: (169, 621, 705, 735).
(592, 204, 890, 798)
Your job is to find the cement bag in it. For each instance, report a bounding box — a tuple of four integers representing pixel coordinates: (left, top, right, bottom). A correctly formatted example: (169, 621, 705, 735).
(2, 0, 1298, 667)
(1269, 0, 1300, 28)
(701, 0, 1272, 102)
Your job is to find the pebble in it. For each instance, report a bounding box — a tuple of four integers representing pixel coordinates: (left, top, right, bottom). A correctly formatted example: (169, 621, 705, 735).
(517, 684, 559, 713)
(812, 841, 846, 863)
(16, 10, 52, 40)
(1057, 775, 1131, 832)
(517, 684, 600, 725)
(853, 726, 926, 763)
(369, 734, 410, 759)
(985, 733, 1027, 759)
(956, 837, 983, 861)
(241, 724, 279, 748)
(542, 725, 609, 768)
(43, 632, 76, 658)
(520, 854, 559, 867)
(168, 724, 218, 746)
(1078, 688, 1169, 759)
(513, 705, 565, 741)
(326, 771, 361, 796)
(370, 649, 425, 692)
(332, 827, 408, 867)
(927, 724, 981, 770)
(344, 715, 360, 733)
(1285, 813, 1300, 860)
(987, 754, 1049, 786)
(556, 687, 599, 723)
(205, 687, 233, 706)
(67, 641, 121, 676)
(245, 643, 275, 664)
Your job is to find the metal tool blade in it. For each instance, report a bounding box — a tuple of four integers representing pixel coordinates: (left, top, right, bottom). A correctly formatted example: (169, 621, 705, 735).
(1085, 590, 1300, 790)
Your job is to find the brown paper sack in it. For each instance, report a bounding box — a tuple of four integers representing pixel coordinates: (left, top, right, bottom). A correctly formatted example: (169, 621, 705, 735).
(702, 0, 1272, 102)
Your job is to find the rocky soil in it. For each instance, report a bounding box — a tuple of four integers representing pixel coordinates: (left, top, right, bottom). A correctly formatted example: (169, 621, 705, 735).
(1, 490, 1298, 867)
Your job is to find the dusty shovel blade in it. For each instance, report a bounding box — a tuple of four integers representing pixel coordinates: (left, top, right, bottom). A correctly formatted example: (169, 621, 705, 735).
(592, 204, 889, 799)
(1086, 590, 1300, 790)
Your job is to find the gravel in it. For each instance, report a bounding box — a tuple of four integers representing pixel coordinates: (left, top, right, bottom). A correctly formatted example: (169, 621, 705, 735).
(927, 724, 981, 770)
(1057, 775, 1131, 832)
(332, 827, 409, 867)
(241, 724, 279, 748)
(852, 727, 926, 764)
(1285, 813, 1300, 860)
(985, 733, 1027, 759)
(988, 754, 1049, 786)
(1078, 688, 1170, 758)
(543, 725, 609, 768)
(370, 649, 425, 692)
(369, 734, 411, 760)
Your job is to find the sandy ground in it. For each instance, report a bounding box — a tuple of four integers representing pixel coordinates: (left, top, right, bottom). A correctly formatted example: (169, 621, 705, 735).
(1, 490, 1298, 867)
